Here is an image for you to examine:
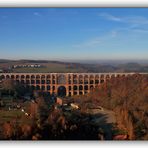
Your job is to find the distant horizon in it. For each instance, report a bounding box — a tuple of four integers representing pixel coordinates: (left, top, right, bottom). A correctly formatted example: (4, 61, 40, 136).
(0, 58, 148, 65)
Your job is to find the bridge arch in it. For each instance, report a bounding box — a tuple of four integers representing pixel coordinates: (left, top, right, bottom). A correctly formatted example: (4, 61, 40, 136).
(21, 75, 25, 79)
(46, 75, 51, 79)
(79, 75, 83, 84)
(36, 85, 40, 90)
(31, 75, 35, 79)
(6, 75, 10, 79)
(57, 86, 66, 97)
(95, 75, 99, 84)
(73, 85, 77, 90)
(36, 75, 40, 79)
(84, 75, 88, 84)
(47, 85, 50, 90)
(90, 85, 94, 90)
(26, 75, 30, 79)
(73, 74, 78, 84)
(16, 75, 19, 79)
(1, 75, 5, 79)
(79, 85, 83, 90)
(11, 75, 15, 79)
(41, 75, 45, 79)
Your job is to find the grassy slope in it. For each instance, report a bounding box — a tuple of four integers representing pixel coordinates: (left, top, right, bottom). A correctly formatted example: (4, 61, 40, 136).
(12, 63, 84, 73)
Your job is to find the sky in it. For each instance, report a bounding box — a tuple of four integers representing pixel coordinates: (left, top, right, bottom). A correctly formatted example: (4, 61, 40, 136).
(0, 8, 148, 61)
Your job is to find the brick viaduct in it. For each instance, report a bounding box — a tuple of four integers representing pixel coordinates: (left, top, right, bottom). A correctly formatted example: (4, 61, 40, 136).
(0, 73, 147, 96)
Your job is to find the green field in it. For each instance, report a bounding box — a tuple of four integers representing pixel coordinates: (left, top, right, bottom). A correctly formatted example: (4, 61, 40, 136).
(12, 63, 84, 73)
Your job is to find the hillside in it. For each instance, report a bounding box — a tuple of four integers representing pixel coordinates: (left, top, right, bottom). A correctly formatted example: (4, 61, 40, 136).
(0, 59, 148, 73)
(80, 74, 148, 140)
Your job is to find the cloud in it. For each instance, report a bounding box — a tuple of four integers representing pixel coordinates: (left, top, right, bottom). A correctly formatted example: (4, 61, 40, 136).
(73, 30, 118, 48)
(132, 28, 148, 33)
(98, 12, 148, 25)
(98, 13, 122, 22)
(73, 37, 102, 48)
(33, 12, 41, 17)
(123, 16, 148, 25)
(74, 13, 148, 49)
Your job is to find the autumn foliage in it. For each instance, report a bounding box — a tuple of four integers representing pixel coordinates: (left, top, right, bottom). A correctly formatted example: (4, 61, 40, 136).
(87, 74, 148, 140)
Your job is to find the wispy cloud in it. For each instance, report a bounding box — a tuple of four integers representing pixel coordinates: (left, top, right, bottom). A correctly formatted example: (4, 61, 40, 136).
(98, 13, 122, 22)
(73, 30, 118, 48)
(33, 12, 41, 17)
(124, 16, 148, 25)
(132, 28, 148, 33)
(74, 13, 148, 49)
(98, 12, 148, 25)
(73, 37, 102, 48)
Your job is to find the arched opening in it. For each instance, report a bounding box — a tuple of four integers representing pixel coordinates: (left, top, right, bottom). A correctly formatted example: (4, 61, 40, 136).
(73, 85, 77, 91)
(68, 74, 72, 84)
(41, 80, 45, 84)
(47, 85, 50, 90)
(36, 85, 40, 90)
(21, 75, 25, 79)
(52, 75, 55, 79)
(84, 75, 88, 84)
(90, 85, 94, 90)
(11, 75, 15, 79)
(41, 86, 45, 91)
(69, 86, 71, 91)
(46, 80, 51, 84)
(36, 75, 40, 79)
(31, 75, 35, 79)
(52, 80, 55, 84)
(73, 75, 78, 84)
(111, 75, 115, 79)
(41, 75, 45, 79)
(79, 85, 83, 90)
(79, 75, 83, 84)
(46, 75, 51, 79)
(16, 75, 19, 79)
(58, 86, 66, 97)
(36, 80, 40, 84)
(31, 80, 35, 84)
(84, 85, 88, 90)
(6, 75, 10, 79)
(26, 75, 30, 79)
(1, 75, 5, 80)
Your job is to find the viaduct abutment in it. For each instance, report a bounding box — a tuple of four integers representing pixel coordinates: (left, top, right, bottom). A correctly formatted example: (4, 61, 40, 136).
(0, 73, 147, 96)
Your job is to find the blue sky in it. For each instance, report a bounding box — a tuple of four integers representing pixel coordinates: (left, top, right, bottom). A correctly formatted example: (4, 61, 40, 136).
(0, 8, 148, 61)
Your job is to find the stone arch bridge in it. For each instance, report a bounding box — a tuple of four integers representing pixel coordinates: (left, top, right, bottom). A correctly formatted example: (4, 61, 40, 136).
(0, 73, 147, 96)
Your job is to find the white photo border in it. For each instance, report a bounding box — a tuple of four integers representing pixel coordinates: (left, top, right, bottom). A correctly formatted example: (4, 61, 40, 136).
(0, 1, 148, 148)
